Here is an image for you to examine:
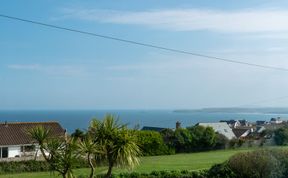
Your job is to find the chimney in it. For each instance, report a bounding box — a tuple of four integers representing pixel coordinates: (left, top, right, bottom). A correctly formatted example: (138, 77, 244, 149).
(176, 121, 181, 129)
(4, 121, 8, 127)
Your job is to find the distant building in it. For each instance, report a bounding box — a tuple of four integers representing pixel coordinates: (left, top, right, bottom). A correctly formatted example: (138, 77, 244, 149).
(220, 120, 241, 128)
(232, 128, 251, 138)
(256, 120, 268, 126)
(142, 122, 181, 132)
(238, 119, 251, 127)
(270, 117, 283, 124)
(0, 121, 65, 159)
(197, 122, 236, 140)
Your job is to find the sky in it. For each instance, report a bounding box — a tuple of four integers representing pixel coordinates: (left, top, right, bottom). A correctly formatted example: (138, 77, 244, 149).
(2, 0, 288, 110)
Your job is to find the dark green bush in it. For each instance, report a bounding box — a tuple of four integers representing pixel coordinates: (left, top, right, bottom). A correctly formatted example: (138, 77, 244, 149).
(136, 130, 175, 156)
(95, 170, 207, 178)
(0, 160, 50, 174)
(274, 127, 288, 145)
(0, 158, 88, 174)
(227, 149, 284, 178)
(207, 162, 236, 178)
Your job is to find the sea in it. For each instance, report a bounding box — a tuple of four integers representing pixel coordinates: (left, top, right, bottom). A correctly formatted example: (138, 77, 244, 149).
(0, 110, 288, 133)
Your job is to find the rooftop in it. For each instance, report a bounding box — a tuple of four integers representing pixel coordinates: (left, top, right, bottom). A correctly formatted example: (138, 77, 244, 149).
(0, 121, 65, 146)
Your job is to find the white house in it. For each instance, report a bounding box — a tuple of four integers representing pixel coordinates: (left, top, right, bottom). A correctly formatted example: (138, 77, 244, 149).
(197, 122, 236, 140)
(0, 121, 65, 159)
(270, 117, 283, 124)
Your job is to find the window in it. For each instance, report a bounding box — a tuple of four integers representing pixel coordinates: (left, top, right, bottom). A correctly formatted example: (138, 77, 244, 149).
(1, 147, 8, 158)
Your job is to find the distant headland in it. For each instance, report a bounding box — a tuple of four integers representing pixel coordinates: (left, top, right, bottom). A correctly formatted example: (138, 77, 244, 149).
(174, 107, 288, 114)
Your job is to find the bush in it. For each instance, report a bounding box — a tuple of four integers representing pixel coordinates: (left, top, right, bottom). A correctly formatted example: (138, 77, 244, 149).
(274, 127, 288, 145)
(0, 158, 88, 174)
(0, 160, 50, 174)
(227, 149, 284, 178)
(136, 130, 175, 156)
(95, 170, 207, 178)
(207, 162, 236, 178)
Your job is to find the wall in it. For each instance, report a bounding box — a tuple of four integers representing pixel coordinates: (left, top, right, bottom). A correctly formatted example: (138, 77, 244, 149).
(8, 146, 21, 158)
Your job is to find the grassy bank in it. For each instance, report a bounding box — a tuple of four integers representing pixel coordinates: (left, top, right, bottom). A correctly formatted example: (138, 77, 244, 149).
(0, 148, 252, 178)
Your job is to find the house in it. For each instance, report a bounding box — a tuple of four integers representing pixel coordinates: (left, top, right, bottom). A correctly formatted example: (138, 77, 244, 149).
(141, 121, 181, 132)
(238, 119, 251, 127)
(232, 128, 251, 138)
(256, 120, 268, 126)
(220, 120, 240, 128)
(270, 117, 283, 124)
(197, 122, 236, 140)
(0, 121, 65, 159)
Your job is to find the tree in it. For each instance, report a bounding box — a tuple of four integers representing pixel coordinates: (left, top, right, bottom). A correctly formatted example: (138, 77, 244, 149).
(27, 126, 51, 161)
(89, 115, 141, 178)
(28, 126, 78, 178)
(274, 127, 288, 145)
(136, 130, 173, 156)
(174, 128, 192, 152)
(78, 134, 100, 178)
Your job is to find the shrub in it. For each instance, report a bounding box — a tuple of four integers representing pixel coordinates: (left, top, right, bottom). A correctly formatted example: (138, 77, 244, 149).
(207, 162, 236, 178)
(136, 130, 175, 156)
(274, 127, 288, 145)
(227, 149, 284, 178)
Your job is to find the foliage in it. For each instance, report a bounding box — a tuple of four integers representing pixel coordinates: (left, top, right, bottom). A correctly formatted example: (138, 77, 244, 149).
(174, 128, 193, 152)
(136, 130, 174, 156)
(77, 134, 101, 178)
(89, 115, 141, 178)
(71, 129, 86, 141)
(206, 162, 236, 178)
(28, 126, 80, 178)
(0, 160, 50, 174)
(94, 170, 208, 178)
(274, 127, 288, 145)
(214, 133, 229, 149)
(227, 149, 284, 178)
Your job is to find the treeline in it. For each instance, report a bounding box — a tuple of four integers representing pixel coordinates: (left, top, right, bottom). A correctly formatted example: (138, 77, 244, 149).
(134, 126, 228, 156)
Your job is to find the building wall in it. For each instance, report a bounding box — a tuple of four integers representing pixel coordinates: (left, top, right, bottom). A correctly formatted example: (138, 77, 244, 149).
(8, 146, 21, 158)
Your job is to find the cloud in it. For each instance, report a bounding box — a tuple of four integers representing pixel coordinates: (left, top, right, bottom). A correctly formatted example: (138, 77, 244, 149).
(8, 64, 41, 70)
(57, 8, 288, 33)
(8, 64, 88, 77)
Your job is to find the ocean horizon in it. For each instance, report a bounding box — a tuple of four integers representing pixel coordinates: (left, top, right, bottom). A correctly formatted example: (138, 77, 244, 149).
(1, 109, 288, 133)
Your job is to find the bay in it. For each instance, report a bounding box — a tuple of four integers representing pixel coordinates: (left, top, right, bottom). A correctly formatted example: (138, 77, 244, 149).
(0, 110, 287, 133)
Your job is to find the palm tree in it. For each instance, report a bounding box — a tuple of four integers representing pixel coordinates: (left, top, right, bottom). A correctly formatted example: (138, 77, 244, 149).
(89, 115, 141, 178)
(27, 126, 51, 161)
(28, 126, 78, 178)
(78, 134, 101, 178)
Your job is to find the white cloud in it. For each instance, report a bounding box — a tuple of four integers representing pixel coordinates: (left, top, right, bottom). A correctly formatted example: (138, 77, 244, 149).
(8, 64, 88, 77)
(8, 64, 41, 70)
(58, 8, 288, 33)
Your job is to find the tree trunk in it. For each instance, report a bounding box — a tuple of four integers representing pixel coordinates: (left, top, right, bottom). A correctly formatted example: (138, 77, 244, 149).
(88, 153, 95, 178)
(62, 173, 66, 178)
(105, 161, 113, 178)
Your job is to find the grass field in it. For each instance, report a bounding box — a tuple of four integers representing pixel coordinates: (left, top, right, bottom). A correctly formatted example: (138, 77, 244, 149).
(0, 148, 252, 178)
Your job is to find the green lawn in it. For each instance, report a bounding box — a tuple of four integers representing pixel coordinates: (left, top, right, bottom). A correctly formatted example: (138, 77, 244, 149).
(0, 148, 252, 178)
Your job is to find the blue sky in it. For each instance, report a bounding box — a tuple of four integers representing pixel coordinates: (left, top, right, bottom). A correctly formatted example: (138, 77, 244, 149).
(2, 0, 288, 109)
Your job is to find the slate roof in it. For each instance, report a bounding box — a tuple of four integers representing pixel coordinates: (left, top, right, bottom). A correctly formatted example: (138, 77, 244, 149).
(141, 126, 166, 132)
(0, 121, 65, 146)
(232, 128, 250, 138)
(197, 122, 236, 140)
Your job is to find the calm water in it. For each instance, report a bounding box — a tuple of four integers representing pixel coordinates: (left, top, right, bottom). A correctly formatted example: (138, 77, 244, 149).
(0, 110, 287, 133)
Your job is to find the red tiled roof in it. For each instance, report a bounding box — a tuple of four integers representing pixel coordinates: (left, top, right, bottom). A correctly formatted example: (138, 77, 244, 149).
(0, 121, 65, 146)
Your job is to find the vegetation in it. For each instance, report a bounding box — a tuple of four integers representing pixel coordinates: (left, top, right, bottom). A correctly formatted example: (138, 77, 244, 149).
(274, 127, 288, 145)
(0, 149, 250, 177)
(29, 126, 80, 178)
(210, 148, 288, 178)
(136, 130, 174, 156)
(89, 115, 141, 178)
